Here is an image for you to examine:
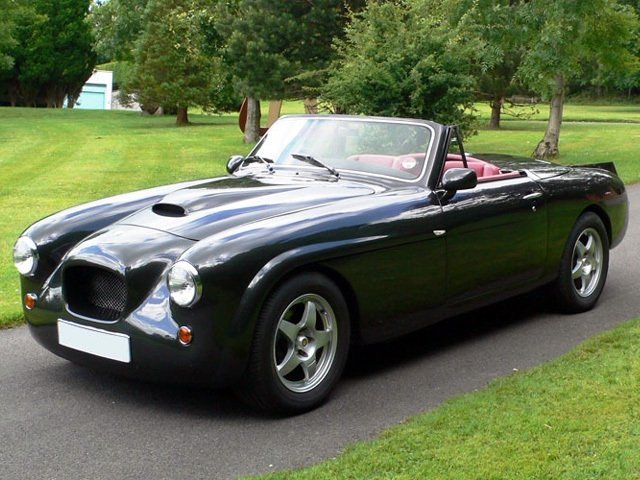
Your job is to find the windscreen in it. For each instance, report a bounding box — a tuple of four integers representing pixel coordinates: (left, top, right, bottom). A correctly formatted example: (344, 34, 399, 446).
(251, 117, 433, 180)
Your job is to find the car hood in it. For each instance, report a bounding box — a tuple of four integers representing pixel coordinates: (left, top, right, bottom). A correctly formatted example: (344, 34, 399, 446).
(120, 174, 377, 240)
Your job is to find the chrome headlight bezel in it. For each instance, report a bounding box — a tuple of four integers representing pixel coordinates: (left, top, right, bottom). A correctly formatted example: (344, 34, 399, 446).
(13, 236, 39, 276)
(167, 261, 202, 308)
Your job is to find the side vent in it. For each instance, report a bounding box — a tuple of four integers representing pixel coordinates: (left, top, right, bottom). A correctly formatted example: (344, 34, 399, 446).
(152, 203, 187, 217)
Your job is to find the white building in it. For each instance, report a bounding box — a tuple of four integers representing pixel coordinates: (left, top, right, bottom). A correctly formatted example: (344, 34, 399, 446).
(72, 70, 113, 110)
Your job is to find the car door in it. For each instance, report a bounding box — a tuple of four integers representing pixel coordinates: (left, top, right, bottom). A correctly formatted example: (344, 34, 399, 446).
(439, 173, 548, 306)
(330, 189, 448, 342)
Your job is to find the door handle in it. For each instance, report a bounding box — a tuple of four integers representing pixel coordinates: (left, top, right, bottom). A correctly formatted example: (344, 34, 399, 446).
(523, 192, 543, 200)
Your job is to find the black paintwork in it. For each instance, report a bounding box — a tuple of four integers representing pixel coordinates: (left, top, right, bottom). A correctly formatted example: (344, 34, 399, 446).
(18, 118, 628, 387)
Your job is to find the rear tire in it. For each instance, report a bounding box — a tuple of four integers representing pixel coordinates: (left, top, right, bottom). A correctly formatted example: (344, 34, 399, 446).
(237, 273, 350, 414)
(553, 212, 609, 313)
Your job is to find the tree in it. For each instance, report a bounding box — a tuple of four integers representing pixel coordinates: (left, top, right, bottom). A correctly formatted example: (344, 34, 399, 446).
(91, 0, 149, 63)
(128, 0, 236, 125)
(23, 0, 95, 107)
(219, 0, 365, 143)
(0, 0, 96, 107)
(0, 0, 18, 73)
(452, 0, 526, 129)
(323, 0, 489, 135)
(519, 0, 639, 159)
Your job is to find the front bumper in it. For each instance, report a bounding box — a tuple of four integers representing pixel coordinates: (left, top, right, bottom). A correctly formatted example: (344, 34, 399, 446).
(25, 282, 243, 387)
(21, 225, 248, 387)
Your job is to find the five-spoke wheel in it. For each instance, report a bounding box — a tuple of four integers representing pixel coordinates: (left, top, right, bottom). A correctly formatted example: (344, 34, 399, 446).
(570, 227, 604, 298)
(554, 212, 609, 313)
(237, 273, 350, 414)
(273, 294, 338, 393)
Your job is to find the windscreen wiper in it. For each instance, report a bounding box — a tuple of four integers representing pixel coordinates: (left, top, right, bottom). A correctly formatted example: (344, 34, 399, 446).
(243, 155, 275, 173)
(291, 153, 340, 179)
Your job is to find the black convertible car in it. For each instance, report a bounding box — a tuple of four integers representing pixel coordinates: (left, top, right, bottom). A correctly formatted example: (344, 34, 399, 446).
(15, 115, 628, 413)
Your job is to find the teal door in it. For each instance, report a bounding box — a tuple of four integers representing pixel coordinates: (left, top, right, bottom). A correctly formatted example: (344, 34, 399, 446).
(75, 84, 106, 109)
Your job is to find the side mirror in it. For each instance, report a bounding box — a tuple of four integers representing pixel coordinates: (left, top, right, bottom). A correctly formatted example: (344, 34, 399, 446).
(226, 155, 244, 174)
(442, 168, 477, 191)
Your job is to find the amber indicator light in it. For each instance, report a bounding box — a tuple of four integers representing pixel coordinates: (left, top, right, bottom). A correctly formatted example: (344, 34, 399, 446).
(178, 326, 193, 345)
(24, 293, 37, 310)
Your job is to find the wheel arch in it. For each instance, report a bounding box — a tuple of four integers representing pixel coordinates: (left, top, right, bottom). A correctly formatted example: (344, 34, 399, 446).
(227, 239, 377, 355)
(267, 264, 362, 344)
(581, 204, 612, 246)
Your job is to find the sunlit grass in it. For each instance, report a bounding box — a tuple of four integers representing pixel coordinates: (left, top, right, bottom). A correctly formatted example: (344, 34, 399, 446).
(474, 101, 640, 123)
(466, 121, 640, 184)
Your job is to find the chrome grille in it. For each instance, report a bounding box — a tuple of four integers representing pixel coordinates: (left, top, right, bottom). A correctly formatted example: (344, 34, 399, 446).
(64, 266, 126, 321)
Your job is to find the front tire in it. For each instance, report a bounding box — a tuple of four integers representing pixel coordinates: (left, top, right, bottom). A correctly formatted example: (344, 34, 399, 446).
(237, 273, 350, 414)
(553, 212, 609, 313)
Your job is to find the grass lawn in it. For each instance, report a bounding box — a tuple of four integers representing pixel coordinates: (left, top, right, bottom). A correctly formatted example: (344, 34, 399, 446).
(474, 101, 640, 123)
(0, 104, 639, 326)
(249, 317, 640, 479)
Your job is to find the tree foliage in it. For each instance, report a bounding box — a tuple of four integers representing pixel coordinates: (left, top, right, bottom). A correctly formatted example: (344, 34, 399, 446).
(0, 0, 96, 107)
(517, 0, 639, 158)
(127, 0, 237, 125)
(452, 0, 527, 129)
(519, 0, 638, 97)
(91, 0, 149, 63)
(323, 0, 489, 135)
(218, 0, 364, 141)
(0, 0, 19, 73)
(219, 0, 364, 100)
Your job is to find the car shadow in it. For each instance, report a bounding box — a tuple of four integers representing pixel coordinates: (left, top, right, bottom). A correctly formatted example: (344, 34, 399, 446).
(344, 288, 554, 379)
(47, 361, 260, 419)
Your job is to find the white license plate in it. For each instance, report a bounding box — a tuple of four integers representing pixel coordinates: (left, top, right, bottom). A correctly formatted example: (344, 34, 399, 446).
(57, 319, 131, 363)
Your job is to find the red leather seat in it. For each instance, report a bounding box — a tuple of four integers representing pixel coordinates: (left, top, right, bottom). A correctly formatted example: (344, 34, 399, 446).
(444, 154, 501, 178)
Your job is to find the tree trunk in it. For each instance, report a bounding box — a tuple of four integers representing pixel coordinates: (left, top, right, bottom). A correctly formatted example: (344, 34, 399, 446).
(595, 84, 602, 98)
(243, 97, 261, 143)
(45, 90, 55, 108)
(55, 88, 66, 108)
(533, 75, 565, 159)
(489, 97, 503, 129)
(303, 98, 318, 114)
(176, 106, 189, 126)
(67, 86, 82, 109)
(9, 81, 19, 106)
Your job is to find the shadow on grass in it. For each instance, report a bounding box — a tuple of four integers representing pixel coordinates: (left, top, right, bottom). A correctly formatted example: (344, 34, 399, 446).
(127, 119, 239, 130)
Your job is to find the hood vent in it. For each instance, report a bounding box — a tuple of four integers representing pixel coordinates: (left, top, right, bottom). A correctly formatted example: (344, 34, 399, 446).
(152, 203, 187, 217)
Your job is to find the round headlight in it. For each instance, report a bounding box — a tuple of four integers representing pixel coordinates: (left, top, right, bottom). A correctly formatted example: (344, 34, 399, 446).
(168, 261, 202, 307)
(13, 236, 38, 276)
